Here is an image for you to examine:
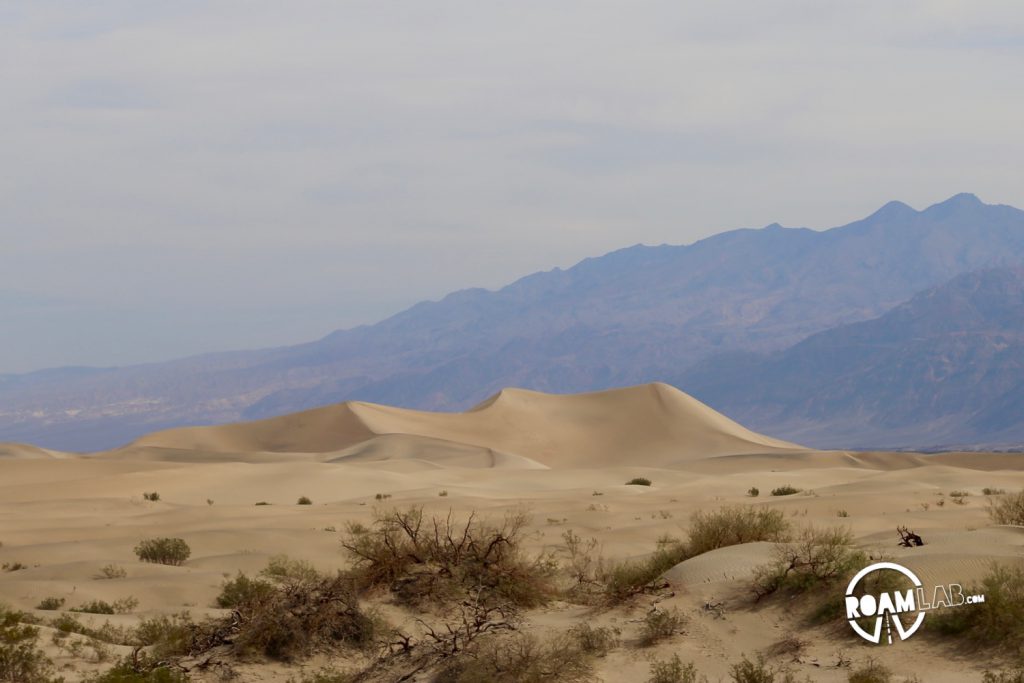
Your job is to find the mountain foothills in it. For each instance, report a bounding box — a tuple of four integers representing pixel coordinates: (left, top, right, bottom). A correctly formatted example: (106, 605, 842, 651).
(2, 192, 1023, 451)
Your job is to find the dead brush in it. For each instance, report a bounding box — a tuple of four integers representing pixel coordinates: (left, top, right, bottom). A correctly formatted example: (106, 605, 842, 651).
(341, 506, 555, 608)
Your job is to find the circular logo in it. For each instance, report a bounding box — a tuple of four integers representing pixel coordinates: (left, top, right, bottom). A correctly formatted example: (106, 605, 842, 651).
(845, 562, 925, 644)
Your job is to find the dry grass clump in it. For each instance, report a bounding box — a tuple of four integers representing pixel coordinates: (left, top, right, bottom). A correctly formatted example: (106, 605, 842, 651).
(341, 506, 555, 608)
(988, 489, 1024, 525)
(751, 525, 864, 600)
(434, 630, 596, 683)
(566, 622, 619, 657)
(926, 563, 1024, 654)
(847, 658, 892, 683)
(96, 564, 128, 580)
(134, 538, 190, 566)
(637, 607, 685, 646)
(687, 506, 790, 556)
(648, 654, 704, 683)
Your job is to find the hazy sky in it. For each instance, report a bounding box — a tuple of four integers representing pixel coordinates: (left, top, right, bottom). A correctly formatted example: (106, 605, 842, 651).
(3, 1, 1023, 373)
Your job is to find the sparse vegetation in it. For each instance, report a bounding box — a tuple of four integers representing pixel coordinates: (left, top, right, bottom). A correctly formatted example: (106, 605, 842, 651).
(2, 562, 27, 572)
(35, 597, 65, 611)
(86, 656, 189, 682)
(927, 563, 1024, 654)
(373, 493, 391, 501)
(982, 487, 1006, 496)
(255, 501, 271, 506)
(1, 606, 57, 682)
(134, 612, 194, 659)
(96, 564, 128, 580)
(648, 654, 702, 683)
(770, 485, 801, 497)
(71, 597, 138, 615)
(625, 477, 652, 486)
(983, 670, 1024, 683)
(752, 525, 864, 599)
(287, 667, 357, 683)
(297, 496, 313, 505)
(142, 492, 160, 502)
(638, 607, 684, 646)
(837, 509, 849, 518)
(439, 490, 449, 497)
(600, 541, 687, 603)
(988, 490, 1024, 525)
(848, 658, 892, 683)
(687, 506, 790, 556)
(728, 654, 793, 683)
(747, 487, 759, 497)
(567, 623, 618, 657)
(134, 538, 191, 566)
(216, 572, 274, 609)
(434, 631, 596, 683)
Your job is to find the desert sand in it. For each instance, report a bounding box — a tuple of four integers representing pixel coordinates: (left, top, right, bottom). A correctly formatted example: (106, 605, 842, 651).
(1, 383, 1022, 681)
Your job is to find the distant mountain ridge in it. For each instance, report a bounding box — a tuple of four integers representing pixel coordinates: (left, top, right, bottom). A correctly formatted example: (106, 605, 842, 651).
(2, 193, 1023, 451)
(679, 267, 1024, 449)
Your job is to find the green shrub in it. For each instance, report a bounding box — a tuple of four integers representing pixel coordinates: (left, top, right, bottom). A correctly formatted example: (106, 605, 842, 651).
(848, 658, 891, 683)
(216, 572, 274, 609)
(638, 607, 684, 646)
(989, 490, 1024, 525)
(770, 485, 800, 497)
(134, 538, 190, 566)
(0, 607, 56, 682)
(36, 597, 65, 611)
(625, 477, 652, 486)
(297, 496, 313, 505)
(687, 506, 790, 556)
(927, 563, 1024, 653)
(649, 654, 702, 683)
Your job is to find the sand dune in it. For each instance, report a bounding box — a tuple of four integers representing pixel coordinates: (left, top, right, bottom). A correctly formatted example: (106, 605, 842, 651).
(0, 442, 75, 460)
(122, 383, 804, 467)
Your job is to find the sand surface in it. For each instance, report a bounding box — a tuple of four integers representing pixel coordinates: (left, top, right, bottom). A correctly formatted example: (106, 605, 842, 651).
(1, 383, 1022, 681)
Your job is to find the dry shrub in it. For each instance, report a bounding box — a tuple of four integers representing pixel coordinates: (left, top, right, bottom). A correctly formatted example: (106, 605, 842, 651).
(601, 542, 688, 603)
(638, 607, 684, 646)
(341, 506, 555, 608)
(752, 525, 864, 600)
(435, 631, 595, 683)
(983, 671, 1024, 683)
(216, 572, 274, 609)
(926, 562, 1024, 654)
(688, 506, 790, 556)
(770, 485, 801, 497)
(134, 612, 194, 659)
(203, 564, 377, 661)
(649, 654, 703, 683)
(567, 622, 618, 656)
(87, 655, 189, 682)
(988, 490, 1024, 525)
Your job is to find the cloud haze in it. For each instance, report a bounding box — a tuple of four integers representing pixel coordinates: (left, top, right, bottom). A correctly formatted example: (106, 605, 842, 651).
(2, 1, 1023, 372)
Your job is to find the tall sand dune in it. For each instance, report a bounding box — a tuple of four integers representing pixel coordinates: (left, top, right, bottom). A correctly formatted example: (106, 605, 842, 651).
(124, 382, 804, 467)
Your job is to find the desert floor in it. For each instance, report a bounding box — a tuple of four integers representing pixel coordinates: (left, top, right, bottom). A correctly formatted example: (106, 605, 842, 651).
(2, 384, 1023, 682)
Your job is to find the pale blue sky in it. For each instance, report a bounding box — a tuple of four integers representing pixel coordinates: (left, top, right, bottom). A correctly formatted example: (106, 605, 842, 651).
(2, 1, 1023, 372)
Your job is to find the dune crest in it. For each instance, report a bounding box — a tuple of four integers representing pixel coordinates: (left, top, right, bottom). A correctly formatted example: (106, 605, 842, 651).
(121, 382, 804, 468)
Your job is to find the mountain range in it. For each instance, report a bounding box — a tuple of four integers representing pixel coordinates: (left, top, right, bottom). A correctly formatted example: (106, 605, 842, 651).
(3, 192, 1023, 451)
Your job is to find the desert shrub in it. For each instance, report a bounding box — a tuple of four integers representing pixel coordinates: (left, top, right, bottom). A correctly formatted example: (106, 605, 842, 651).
(297, 496, 313, 505)
(649, 654, 702, 683)
(202, 561, 376, 660)
(216, 572, 274, 609)
(134, 538, 190, 566)
(601, 542, 688, 603)
(72, 597, 138, 615)
(848, 658, 891, 683)
(625, 477, 652, 486)
(142, 492, 160, 501)
(0, 607, 57, 682)
(729, 654, 792, 683)
(2, 562, 26, 572)
(926, 563, 1024, 653)
(373, 493, 391, 501)
(982, 487, 1006, 496)
(50, 613, 133, 645)
(439, 490, 449, 497)
(341, 506, 555, 608)
(134, 612, 194, 659)
(747, 487, 759, 497)
(87, 656, 189, 682)
(638, 607, 684, 646)
(983, 671, 1024, 683)
(770, 485, 800, 497)
(36, 597, 65, 611)
(287, 667, 357, 683)
(752, 525, 864, 599)
(837, 510, 849, 518)
(988, 490, 1024, 525)
(567, 622, 618, 656)
(96, 564, 128, 580)
(687, 506, 790, 556)
(435, 631, 594, 683)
